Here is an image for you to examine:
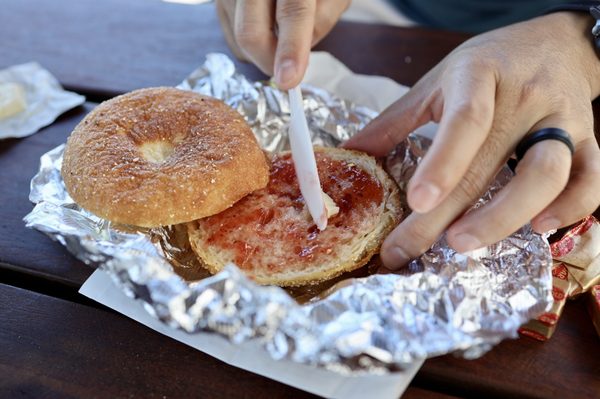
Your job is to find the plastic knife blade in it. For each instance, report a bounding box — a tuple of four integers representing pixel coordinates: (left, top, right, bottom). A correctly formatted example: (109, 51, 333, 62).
(288, 85, 328, 230)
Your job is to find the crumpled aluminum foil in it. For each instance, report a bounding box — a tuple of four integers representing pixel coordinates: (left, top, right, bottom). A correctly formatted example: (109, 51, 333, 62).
(0, 62, 85, 139)
(24, 53, 552, 374)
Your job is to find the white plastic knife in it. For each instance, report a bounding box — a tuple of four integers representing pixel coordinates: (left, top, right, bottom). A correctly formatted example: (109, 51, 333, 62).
(288, 85, 328, 230)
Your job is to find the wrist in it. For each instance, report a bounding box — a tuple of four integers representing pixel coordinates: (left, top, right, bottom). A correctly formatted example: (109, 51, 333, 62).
(547, 11, 600, 98)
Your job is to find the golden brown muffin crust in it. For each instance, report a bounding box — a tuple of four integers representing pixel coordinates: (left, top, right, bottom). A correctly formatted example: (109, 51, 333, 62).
(62, 87, 269, 227)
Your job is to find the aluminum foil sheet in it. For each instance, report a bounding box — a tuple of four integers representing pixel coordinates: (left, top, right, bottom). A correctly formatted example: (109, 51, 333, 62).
(24, 53, 552, 373)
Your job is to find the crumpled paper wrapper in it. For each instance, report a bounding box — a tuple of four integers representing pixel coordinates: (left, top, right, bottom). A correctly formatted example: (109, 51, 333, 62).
(519, 216, 600, 340)
(25, 53, 553, 373)
(0, 62, 85, 139)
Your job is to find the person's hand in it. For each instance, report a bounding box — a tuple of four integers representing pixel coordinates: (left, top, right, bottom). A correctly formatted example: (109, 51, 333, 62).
(344, 12, 600, 269)
(216, 0, 350, 89)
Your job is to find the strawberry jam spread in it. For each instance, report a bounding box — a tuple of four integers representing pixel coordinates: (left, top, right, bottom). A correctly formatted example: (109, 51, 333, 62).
(196, 152, 384, 272)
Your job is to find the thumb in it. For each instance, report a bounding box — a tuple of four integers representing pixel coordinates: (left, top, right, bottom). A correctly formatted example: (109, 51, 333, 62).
(274, 0, 316, 89)
(344, 86, 432, 156)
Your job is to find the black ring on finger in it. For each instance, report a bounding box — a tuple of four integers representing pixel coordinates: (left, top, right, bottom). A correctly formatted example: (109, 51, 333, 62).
(515, 128, 575, 161)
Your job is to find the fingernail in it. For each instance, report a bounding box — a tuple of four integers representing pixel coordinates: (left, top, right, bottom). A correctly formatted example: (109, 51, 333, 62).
(451, 232, 482, 253)
(409, 182, 442, 213)
(275, 59, 296, 88)
(534, 216, 561, 233)
(382, 246, 410, 268)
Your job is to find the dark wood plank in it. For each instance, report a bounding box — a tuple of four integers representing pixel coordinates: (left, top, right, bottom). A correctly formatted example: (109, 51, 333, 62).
(0, 105, 94, 288)
(403, 387, 463, 399)
(314, 24, 469, 87)
(3, 280, 596, 399)
(0, 282, 457, 399)
(418, 297, 600, 399)
(0, 0, 468, 99)
(0, 283, 321, 398)
(0, 0, 265, 100)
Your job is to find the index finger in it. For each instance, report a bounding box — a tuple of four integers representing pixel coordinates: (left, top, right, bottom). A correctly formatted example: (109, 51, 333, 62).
(380, 137, 504, 268)
(405, 63, 496, 213)
(343, 78, 435, 156)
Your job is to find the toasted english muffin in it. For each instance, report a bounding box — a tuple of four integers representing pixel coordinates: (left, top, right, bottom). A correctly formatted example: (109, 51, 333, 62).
(187, 147, 402, 287)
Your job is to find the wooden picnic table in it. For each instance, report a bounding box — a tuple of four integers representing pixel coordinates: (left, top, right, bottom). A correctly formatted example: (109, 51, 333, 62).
(1, 1, 599, 398)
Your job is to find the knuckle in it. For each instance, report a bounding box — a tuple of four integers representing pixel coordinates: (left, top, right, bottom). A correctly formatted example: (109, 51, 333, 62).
(452, 168, 489, 203)
(475, 56, 498, 71)
(389, 219, 437, 257)
(381, 128, 399, 151)
(234, 24, 264, 49)
(483, 130, 506, 156)
(277, 1, 313, 21)
(233, 21, 269, 50)
(480, 209, 516, 237)
(467, 55, 497, 72)
(530, 149, 570, 190)
(577, 158, 600, 212)
(588, 148, 600, 174)
(516, 77, 569, 112)
(448, 49, 497, 75)
(549, 95, 572, 113)
(576, 190, 600, 216)
(313, 16, 333, 41)
(312, 1, 350, 40)
(517, 80, 543, 107)
(451, 98, 492, 129)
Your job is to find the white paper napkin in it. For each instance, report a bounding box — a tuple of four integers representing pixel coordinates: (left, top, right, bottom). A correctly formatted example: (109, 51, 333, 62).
(0, 62, 85, 139)
(81, 270, 423, 399)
